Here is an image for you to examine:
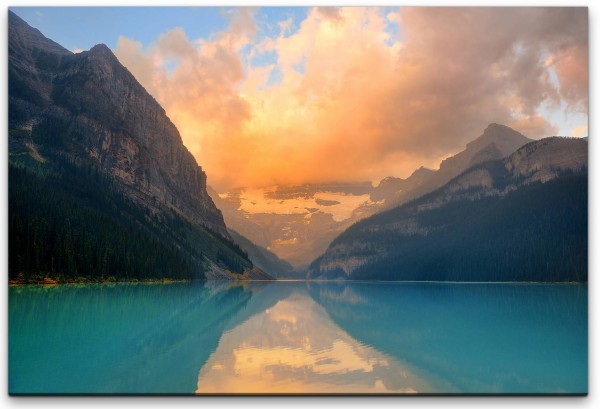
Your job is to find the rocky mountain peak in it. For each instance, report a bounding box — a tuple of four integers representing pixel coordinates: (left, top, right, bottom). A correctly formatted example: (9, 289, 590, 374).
(9, 10, 229, 238)
(9, 10, 71, 57)
(86, 43, 123, 67)
(466, 123, 532, 153)
(409, 166, 435, 181)
(308, 135, 587, 282)
(372, 124, 534, 212)
(89, 43, 113, 55)
(440, 124, 532, 175)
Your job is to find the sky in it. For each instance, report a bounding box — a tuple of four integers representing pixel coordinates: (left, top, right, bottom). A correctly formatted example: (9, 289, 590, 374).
(10, 6, 589, 191)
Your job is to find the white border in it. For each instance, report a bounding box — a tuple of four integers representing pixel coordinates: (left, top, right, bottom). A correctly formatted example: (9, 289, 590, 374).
(1, 1, 596, 408)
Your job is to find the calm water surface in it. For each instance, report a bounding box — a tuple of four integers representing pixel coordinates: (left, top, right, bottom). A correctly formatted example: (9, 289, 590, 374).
(9, 281, 587, 394)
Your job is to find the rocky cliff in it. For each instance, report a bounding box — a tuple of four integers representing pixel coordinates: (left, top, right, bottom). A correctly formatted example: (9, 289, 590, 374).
(9, 11, 227, 237)
(8, 10, 270, 281)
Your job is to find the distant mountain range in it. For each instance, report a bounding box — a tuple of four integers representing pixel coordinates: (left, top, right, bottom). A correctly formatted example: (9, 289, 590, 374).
(308, 137, 587, 282)
(8, 11, 271, 282)
(210, 123, 535, 271)
(371, 123, 534, 209)
(208, 183, 378, 270)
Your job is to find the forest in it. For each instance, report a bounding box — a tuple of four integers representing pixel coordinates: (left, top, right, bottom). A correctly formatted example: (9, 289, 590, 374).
(315, 171, 588, 282)
(8, 152, 252, 283)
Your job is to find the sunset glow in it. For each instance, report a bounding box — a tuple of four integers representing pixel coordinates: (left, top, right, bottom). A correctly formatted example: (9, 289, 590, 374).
(234, 187, 375, 222)
(108, 7, 588, 190)
(196, 292, 439, 393)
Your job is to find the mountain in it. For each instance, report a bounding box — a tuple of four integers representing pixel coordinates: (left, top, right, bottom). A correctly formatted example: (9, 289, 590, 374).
(371, 123, 533, 208)
(209, 124, 533, 271)
(10, 12, 226, 236)
(227, 229, 297, 279)
(8, 10, 270, 282)
(370, 166, 435, 202)
(308, 137, 588, 282)
(208, 183, 380, 269)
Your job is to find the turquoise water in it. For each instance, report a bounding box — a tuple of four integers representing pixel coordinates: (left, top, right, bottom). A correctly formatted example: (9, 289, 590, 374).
(9, 281, 587, 394)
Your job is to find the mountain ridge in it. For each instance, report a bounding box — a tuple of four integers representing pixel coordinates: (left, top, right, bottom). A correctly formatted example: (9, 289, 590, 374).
(10, 11, 228, 237)
(8, 10, 270, 281)
(307, 136, 587, 282)
(211, 123, 535, 270)
(378, 123, 534, 209)
(227, 229, 297, 279)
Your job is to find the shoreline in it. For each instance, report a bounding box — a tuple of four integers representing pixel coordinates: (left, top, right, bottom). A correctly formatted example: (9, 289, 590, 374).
(8, 277, 192, 286)
(8, 278, 587, 287)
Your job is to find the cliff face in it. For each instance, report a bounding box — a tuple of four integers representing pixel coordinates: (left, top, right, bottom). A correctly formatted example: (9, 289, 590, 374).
(9, 11, 227, 237)
(8, 11, 71, 124)
(506, 137, 588, 183)
(8, 10, 272, 281)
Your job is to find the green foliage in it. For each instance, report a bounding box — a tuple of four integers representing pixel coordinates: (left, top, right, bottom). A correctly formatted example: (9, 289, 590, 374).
(8, 157, 253, 282)
(320, 173, 588, 282)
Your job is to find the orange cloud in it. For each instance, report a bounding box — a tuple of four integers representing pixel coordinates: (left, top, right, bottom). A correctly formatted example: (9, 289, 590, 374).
(552, 45, 588, 113)
(115, 7, 588, 191)
(571, 125, 588, 138)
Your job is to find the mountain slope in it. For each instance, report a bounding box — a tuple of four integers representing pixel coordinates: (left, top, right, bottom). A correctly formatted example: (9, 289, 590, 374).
(308, 137, 587, 282)
(208, 124, 532, 271)
(208, 183, 376, 269)
(10, 12, 227, 237)
(8, 9, 72, 124)
(373, 123, 533, 209)
(8, 10, 270, 282)
(371, 167, 435, 202)
(228, 229, 295, 278)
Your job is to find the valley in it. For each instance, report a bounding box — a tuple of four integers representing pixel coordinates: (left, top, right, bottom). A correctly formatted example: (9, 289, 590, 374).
(7, 9, 588, 284)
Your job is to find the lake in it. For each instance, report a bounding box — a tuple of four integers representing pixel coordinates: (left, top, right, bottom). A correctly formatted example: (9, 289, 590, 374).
(8, 281, 587, 395)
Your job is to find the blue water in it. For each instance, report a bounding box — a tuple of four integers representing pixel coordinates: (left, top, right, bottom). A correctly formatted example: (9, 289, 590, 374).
(9, 281, 587, 394)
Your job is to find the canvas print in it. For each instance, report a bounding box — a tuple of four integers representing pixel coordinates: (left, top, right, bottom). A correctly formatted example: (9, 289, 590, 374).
(7, 6, 588, 395)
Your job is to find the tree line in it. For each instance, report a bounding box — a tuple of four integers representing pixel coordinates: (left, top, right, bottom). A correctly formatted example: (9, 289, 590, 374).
(9, 156, 252, 283)
(319, 172, 588, 282)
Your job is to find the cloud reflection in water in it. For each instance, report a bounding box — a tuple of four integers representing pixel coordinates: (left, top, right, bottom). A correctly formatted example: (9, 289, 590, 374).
(196, 290, 439, 394)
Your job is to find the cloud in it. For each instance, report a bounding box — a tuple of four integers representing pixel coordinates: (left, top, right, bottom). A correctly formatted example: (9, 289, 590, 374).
(115, 9, 256, 187)
(507, 114, 558, 140)
(552, 45, 588, 113)
(115, 7, 588, 190)
(315, 7, 344, 23)
(571, 125, 588, 138)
